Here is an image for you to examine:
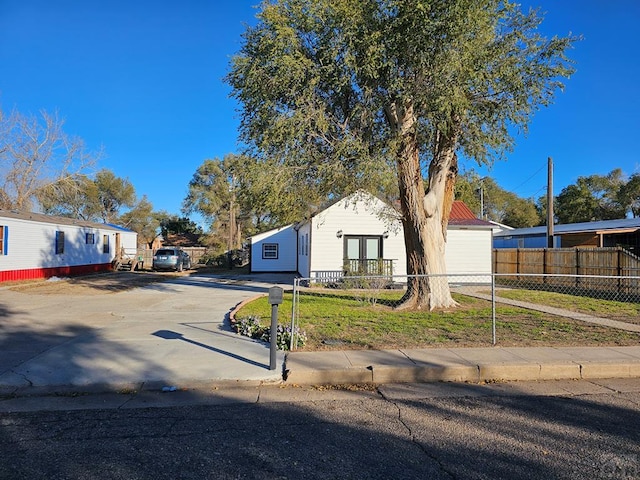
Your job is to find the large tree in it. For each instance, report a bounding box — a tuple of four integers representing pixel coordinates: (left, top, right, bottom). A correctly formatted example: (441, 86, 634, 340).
(227, 0, 575, 309)
(555, 169, 626, 223)
(119, 196, 162, 248)
(620, 173, 640, 218)
(0, 108, 99, 211)
(38, 168, 136, 224)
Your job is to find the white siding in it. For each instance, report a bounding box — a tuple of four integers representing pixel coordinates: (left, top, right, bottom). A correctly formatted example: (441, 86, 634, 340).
(0, 216, 135, 272)
(246, 192, 493, 280)
(297, 222, 311, 277)
(309, 193, 406, 276)
(445, 227, 493, 281)
(250, 225, 297, 272)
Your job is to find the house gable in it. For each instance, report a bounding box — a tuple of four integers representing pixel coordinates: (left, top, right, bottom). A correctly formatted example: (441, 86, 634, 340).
(249, 224, 297, 272)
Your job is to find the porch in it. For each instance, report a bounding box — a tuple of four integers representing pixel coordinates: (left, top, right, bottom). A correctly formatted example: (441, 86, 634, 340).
(312, 258, 395, 283)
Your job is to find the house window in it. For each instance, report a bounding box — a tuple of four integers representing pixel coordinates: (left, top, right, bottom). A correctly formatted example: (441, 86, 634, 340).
(55, 231, 65, 254)
(262, 243, 278, 259)
(86, 233, 95, 244)
(304, 233, 309, 256)
(103, 234, 110, 254)
(0, 225, 6, 255)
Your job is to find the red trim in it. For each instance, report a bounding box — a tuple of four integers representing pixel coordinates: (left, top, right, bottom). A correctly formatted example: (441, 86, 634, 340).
(0, 263, 112, 283)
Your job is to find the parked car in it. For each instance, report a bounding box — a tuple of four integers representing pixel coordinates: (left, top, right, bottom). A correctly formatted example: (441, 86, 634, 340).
(152, 247, 191, 272)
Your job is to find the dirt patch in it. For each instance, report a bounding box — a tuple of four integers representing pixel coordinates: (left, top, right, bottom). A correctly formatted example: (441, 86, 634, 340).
(6, 271, 183, 295)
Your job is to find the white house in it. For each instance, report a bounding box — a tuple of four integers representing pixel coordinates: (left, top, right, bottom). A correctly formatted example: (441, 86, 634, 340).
(0, 210, 138, 282)
(249, 192, 494, 280)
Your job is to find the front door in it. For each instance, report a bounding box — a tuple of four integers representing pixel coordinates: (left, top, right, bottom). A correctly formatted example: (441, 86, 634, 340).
(344, 236, 382, 274)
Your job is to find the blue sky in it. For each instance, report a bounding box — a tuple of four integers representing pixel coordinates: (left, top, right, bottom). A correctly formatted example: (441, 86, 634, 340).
(1, 0, 639, 222)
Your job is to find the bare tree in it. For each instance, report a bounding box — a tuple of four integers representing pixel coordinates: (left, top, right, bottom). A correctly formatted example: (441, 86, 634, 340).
(0, 107, 100, 211)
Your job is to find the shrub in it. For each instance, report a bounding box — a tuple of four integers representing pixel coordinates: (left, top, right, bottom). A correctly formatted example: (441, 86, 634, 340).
(231, 315, 306, 350)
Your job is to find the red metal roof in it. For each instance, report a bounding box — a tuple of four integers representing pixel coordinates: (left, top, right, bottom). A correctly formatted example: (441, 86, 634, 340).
(449, 201, 494, 227)
(450, 201, 477, 220)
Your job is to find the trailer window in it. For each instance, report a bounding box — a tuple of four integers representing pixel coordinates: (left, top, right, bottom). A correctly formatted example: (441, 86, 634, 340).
(86, 233, 95, 244)
(0, 226, 5, 255)
(103, 235, 110, 254)
(55, 231, 65, 254)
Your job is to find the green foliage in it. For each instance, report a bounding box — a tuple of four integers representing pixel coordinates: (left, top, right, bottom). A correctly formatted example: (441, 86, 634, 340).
(160, 215, 202, 237)
(119, 196, 161, 247)
(39, 168, 137, 224)
(93, 169, 136, 223)
(455, 172, 541, 227)
(38, 174, 100, 220)
(228, 0, 576, 187)
(235, 289, 638, 349)
(555, 169, 626, 223)
(231, 315, 307, 350)
(620, 173, 640, 218)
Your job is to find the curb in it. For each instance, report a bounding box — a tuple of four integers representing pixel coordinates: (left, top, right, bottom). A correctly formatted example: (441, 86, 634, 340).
(283, 361, 640, 385)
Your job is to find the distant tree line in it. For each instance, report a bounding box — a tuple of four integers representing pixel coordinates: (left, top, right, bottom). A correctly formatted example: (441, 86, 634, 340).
(4, 106, 638, 254)
(455, 168, 640, 228)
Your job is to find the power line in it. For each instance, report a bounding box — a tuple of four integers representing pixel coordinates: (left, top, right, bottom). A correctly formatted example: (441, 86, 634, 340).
(511, 162, 547, 194)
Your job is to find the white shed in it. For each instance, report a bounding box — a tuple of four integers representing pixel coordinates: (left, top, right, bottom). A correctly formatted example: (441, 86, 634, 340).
(0, 210, 138, 282)
(249, 191, 494, 280)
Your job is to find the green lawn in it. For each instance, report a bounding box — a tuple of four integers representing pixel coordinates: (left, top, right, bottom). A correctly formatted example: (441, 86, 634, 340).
(494, 288, 640, 325)
(234, 288, 640, 350)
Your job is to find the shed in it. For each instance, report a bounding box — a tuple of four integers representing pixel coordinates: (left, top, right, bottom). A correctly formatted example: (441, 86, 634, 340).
(249, 192, 494, 280)
(0, 210, 138, 282)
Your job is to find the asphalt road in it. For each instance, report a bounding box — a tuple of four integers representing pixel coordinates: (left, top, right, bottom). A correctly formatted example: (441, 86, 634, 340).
(1, 380, 639, 479)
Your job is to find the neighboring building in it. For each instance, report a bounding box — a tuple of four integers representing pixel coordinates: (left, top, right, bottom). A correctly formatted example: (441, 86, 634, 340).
(493, 218, 640, 253)
(0, 210, 137, 282)
(249, 191, 494, 279)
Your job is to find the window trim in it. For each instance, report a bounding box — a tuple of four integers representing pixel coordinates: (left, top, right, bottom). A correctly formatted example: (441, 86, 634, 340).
(55, 231, 65, 255)
(0, 225, 5, 255)
(262, 243, 279, 260)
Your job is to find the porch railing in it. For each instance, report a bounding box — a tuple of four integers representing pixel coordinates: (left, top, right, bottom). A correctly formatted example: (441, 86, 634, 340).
(344, 258, 394, 276)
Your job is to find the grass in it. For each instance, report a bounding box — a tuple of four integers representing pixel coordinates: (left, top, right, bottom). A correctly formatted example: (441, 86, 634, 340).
(234, 288, 640, 350)
(493, 288, 640, 325)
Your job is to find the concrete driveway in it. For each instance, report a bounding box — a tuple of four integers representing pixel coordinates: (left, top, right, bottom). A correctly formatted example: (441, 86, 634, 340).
(0, 273, 295, 393)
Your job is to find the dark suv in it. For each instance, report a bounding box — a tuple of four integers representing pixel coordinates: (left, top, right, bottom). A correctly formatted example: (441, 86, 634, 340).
(152, 247, 191, 272)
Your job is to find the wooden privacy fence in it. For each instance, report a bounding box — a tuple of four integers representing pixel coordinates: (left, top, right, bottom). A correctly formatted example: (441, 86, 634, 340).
(493, 247, 640, 276)
(137, 247, 208, 269)
(493, 247, 640, 300)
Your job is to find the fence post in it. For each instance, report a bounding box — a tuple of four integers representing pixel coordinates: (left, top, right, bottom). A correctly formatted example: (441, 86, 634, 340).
(491, 273, 496, 346)
(289, 279, 299, 351)
(617, 248, 623, 297)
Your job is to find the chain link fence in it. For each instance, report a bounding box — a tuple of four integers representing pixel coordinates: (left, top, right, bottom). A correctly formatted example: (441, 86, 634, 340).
(287, 273, 640, 350)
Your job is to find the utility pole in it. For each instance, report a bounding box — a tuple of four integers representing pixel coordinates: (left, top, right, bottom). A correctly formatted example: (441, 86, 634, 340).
(547, 157, 554, 248)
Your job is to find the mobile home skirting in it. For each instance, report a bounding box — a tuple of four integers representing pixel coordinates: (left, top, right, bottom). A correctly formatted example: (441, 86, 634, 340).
(0, 262, 112, 282)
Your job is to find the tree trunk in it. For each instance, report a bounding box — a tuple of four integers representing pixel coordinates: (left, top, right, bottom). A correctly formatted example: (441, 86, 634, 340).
(387, 100, 458, 310)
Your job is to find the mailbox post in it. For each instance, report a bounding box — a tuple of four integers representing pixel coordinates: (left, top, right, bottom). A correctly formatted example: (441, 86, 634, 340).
(268, 286, 284, 371)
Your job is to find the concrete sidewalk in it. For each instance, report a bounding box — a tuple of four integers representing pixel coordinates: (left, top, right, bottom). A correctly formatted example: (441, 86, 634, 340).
(1, 272, 640, 398)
